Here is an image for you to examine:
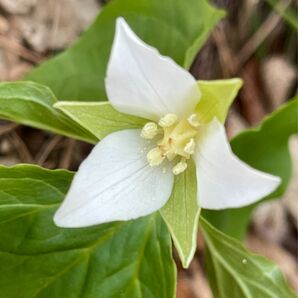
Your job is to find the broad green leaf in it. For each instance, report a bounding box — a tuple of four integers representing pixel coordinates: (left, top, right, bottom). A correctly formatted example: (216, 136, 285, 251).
(55, 101, 147, 140)
(0, 81, 97, 144)
(0, 164, 176, 298)
(196, 79, 243, 123)
(200, 218, 296, 298)
(203, 98, 298, 239)
(160, 159, 199, 269)
(27, 0, 224, 101)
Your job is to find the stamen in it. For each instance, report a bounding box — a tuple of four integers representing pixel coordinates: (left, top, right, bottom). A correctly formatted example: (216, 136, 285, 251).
(142, 113, 199, 172)
(159, 114, 178, 128)
(166, 152, 176, 161)
(187, 113, 200, 128)
(172, 160, 188, 175)
(184, 138, 195, 155)
(141, 122, 158, 139)
(147, 147, 165, 166)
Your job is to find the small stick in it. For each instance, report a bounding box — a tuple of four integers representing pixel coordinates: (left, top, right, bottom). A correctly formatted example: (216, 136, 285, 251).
(0, 35, 44, 64)
(59, 139, 76, 169)
(35, 135, 63, 165)
(212, 26, 237, 77)
(0, 123, 19, 136)
(7, 131, 33, 163)
(236, 0, 291, 69)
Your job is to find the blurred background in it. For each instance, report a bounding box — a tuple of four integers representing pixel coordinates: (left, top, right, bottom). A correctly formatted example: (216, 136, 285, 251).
(0, 0, 297, 297)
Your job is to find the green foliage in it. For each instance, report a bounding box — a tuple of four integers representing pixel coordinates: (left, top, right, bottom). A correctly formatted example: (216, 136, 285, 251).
(0, 81, 97, 143)
(200, 218, 296, 298)
(27, 0, 224, 101)
(204, 98, 298, 239)
(0, 0, 294, 296)
(52, 79, 244, 269)
(0, 165, 176, 298)
(55, 101, 147, 140)
(160, 159, 199, 269)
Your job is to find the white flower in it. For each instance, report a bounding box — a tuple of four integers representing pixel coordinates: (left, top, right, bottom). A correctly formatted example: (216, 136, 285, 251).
(54, 18, 281, 228)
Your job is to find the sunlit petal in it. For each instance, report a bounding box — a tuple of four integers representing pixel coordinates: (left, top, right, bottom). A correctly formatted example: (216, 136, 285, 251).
(106, 17, 200, 121)
(194, 119, 281, 209)
(54, 129, 174, 227)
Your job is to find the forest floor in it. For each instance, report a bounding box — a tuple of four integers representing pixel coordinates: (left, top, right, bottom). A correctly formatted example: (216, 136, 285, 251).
(0, 0, 297, 297)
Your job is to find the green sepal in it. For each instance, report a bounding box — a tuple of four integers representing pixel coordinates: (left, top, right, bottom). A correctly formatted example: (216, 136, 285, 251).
(160, 159, 199, 268)
(54, 101, 147, 140)
(196, 78, 243, 123)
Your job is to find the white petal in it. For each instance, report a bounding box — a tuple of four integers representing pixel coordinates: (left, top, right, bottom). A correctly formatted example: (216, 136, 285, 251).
(54, 129, 174, 227)
(194, 119, 281, 209)
(105, 18, 200, 122)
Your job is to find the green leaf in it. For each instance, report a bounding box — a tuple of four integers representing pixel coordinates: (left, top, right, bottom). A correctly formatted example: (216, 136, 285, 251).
(196, 79, 243, 123)
(0, 164, 176, 298)
(203, 98, 298, 239)
(160, 159, 199, 268)
(200, 217, 296, 298)
(55, 101, 147, 140)
(27, 0, 224, 101)
(0, 81, 97, 144)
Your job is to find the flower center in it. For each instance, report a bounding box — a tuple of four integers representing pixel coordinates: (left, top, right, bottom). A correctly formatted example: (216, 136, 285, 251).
(141, 113, 200, 175)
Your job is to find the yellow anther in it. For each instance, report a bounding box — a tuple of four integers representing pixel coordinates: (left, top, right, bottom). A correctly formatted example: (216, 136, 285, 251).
(159, 114, 178, 128)
(184, 138, 196, 155)
(187, 113, 200, 128)
(166, 151, 176, 161)
(143, 113, 200, 172)
(141, 122, 158, 139)
(172, 161, 188, 175)
(147, 147, 165, 166)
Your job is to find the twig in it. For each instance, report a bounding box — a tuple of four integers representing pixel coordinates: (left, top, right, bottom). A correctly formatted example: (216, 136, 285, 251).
(0, 35, 44, 64)
(50, 0, 62, 49)
(7, 131, 33, 163)
(0, 123, 19, 136)
(236, 0, 292, 69)
(189, 258, 213, 298)
(59, 139, 76, 169)
(35, 135, 63, 165)
(212, 26, 237, 77)
(213, 0, 291, 77)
